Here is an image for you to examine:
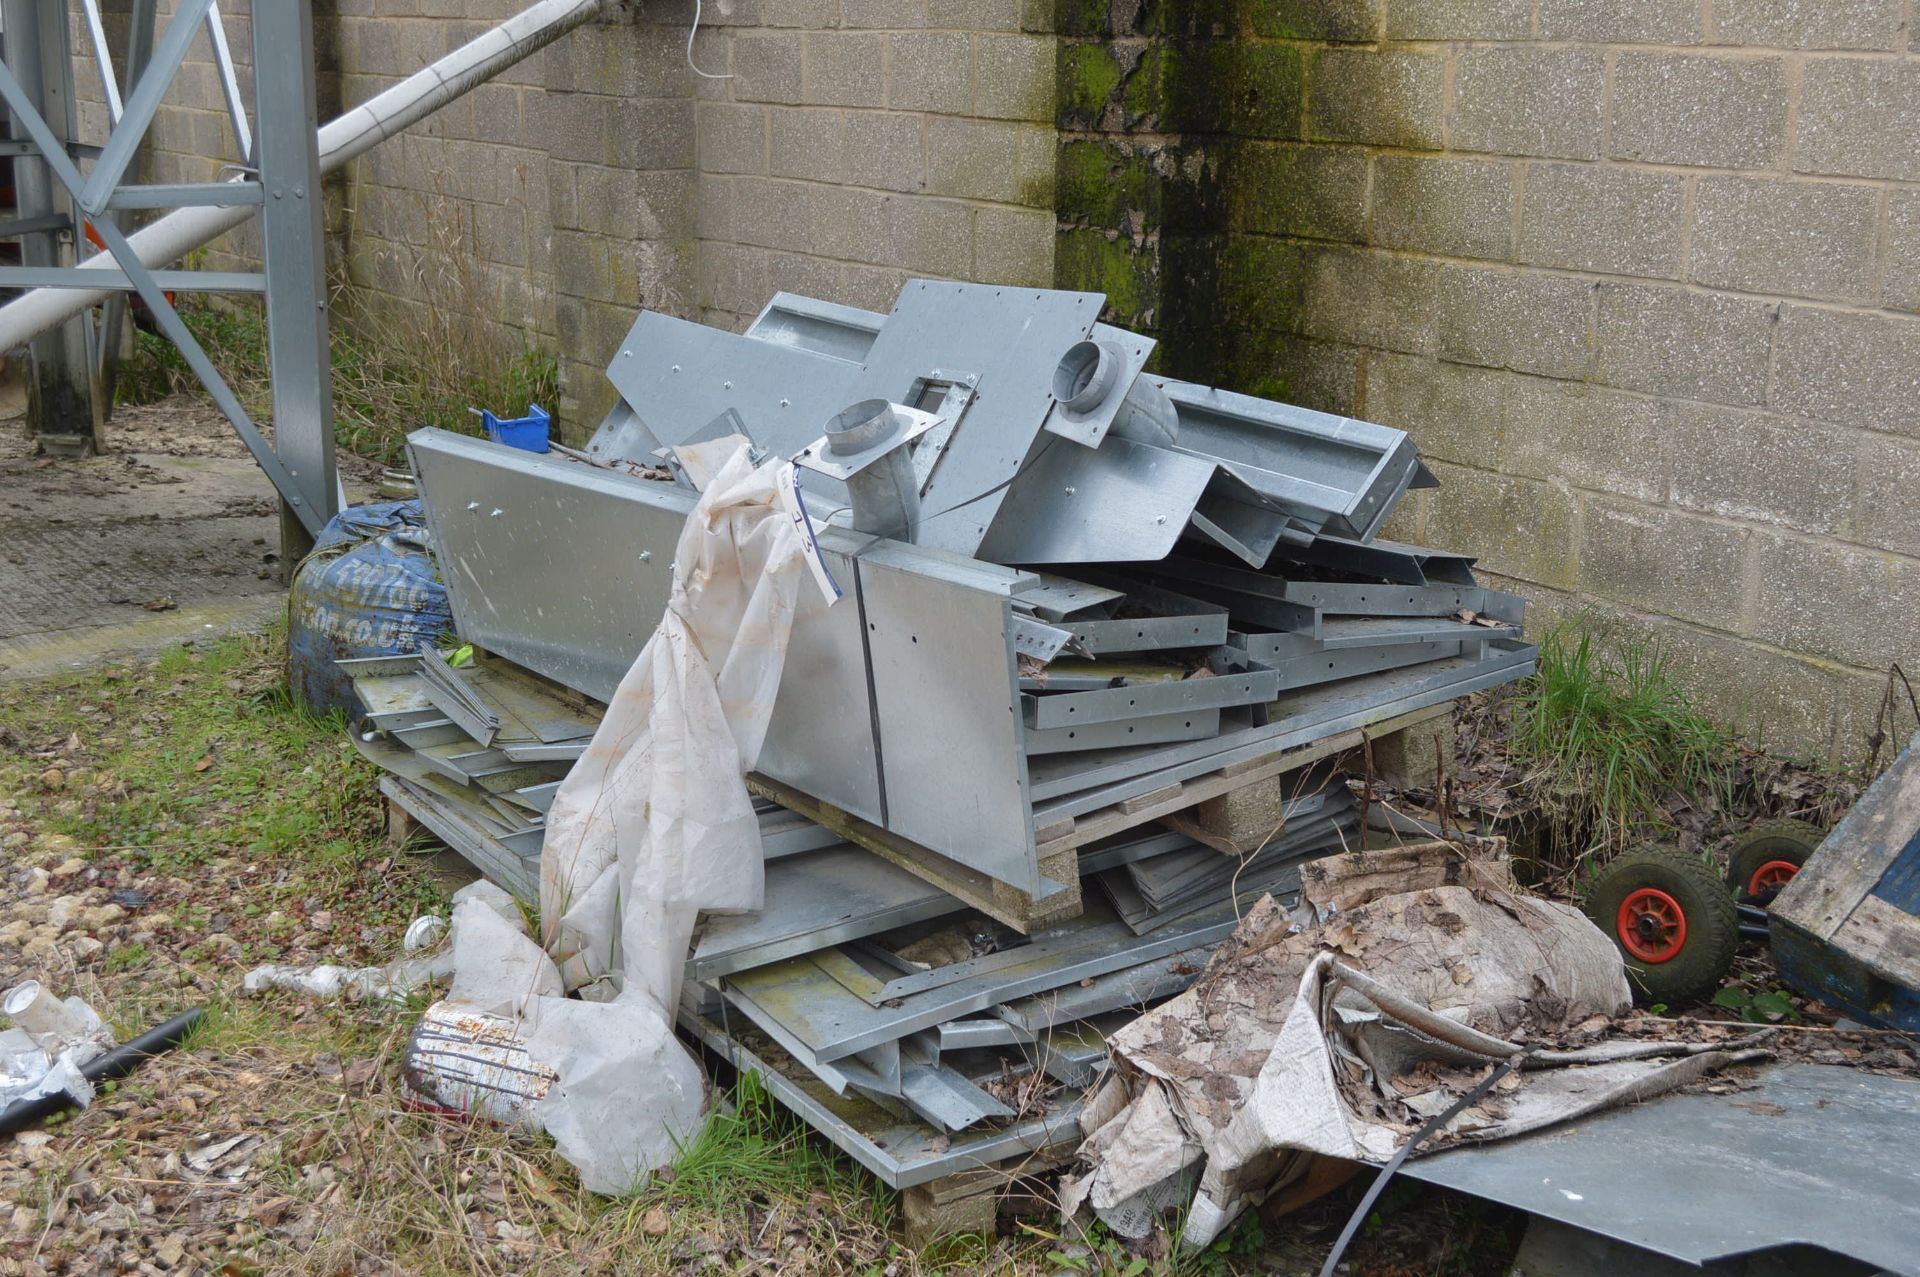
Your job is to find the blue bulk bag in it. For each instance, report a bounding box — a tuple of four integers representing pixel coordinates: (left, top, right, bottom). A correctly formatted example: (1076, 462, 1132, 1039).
(287, 499, 452, 716)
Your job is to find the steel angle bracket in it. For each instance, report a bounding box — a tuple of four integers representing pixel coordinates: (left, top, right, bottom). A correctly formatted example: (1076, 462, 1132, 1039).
(1247, 638, 1469, 692)
(716, 983, 859, 1095)
(1157, 379, 1421, 543)
(745, 292, 887, 364)
(898, 1064, 1014, 1131)
(1054, 580, 1229, 653)
(687, 844, 964, 983)
(679, 1008, 1082, 1189)
(1009, 614, 1080, 663)
(1160, 555, 1527, 625)
(379, 776, 538, 902)
(905, 371, 978, 496)
(1023, 664, 1279, 730)
(720, 898, 1245, 1062)
(1027, 640, 1538, 813)
(1023, 707, 1222, 755)
(1012, 574, 1125, 622)
(1274, 534, 1479, 587)
(1185, 466, 1304, 568)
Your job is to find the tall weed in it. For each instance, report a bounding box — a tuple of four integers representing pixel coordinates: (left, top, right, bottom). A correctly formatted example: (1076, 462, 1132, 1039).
(1511, 617, 1734, 859)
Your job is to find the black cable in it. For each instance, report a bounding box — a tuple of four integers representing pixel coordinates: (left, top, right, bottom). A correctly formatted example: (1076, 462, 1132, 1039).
(0, 1009, 203, 1135)
(1315, 1058, 1518, 1277)
(914, 435, 1062, 527)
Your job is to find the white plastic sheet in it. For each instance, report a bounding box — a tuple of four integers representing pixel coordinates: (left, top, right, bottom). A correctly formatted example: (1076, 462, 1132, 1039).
(241, 879, 519, 1002)
(432, 438, 830, 1193)
(1057, 843, 1722, 1247)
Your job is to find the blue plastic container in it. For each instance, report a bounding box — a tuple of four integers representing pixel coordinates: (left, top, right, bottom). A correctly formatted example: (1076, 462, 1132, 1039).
(481, 403, 550, 453)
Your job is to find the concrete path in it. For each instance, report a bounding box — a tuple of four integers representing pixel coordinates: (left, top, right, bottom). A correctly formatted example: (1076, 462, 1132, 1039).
(0, 395, 375, 681)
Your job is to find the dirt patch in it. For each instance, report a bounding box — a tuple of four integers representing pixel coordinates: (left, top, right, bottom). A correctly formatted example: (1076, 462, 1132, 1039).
(0, 396, 385, 646)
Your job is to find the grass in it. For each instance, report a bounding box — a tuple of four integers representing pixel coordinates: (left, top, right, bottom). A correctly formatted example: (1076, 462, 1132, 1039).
(1508, 616, 1735, 866)
(0, 634, 1509, 1274)
(114, 216, 559, 471)
(0, 631, 906, 1273)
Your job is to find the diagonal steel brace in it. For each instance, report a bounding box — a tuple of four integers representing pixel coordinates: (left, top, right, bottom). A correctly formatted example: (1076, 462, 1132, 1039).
(0, 54, 325, 537)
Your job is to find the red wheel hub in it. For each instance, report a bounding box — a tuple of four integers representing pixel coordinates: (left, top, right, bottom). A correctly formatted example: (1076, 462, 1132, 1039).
(1746, 859, 1799, 898)
(1616, 887, 1688, 964)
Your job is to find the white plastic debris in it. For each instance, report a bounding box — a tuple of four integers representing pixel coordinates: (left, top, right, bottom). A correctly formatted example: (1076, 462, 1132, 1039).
(403, 1001, 558, 1129)
(446, 894, 562, 1017)
(403, 914, 447, 953)
(1, 981, 113, 1111)
(419, 437, 831, 1193)
(240, 879, 523, 1004)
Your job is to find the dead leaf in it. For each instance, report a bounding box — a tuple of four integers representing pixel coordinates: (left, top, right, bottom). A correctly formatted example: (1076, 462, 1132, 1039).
(184, 1133, 262, 1175)
(342, 1058, 380, 1094)
(193, 754, 214, 773)
(252, 1196, 294, 1227)
(641, 1206, 670, 1236)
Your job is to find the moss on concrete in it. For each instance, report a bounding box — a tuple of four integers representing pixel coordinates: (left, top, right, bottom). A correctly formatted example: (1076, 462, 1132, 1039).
(1057, 139, 1164, 225)
(1054, 0, 1112, 37)
(1059, 42, 1124, 126)
(1053, 0, 1319, 385)
(1231, 41, 1306, 138)
(1056, 227, 1158, 328)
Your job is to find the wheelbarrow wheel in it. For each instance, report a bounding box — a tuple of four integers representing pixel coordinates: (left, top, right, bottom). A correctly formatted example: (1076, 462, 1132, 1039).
(1585, 846, 1737, 1006)
(1725, 819, 1824, 907)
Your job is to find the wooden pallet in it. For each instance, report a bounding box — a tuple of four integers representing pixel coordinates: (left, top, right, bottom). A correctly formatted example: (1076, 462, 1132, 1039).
(749, 703, 1450, 934)
(746, 774, 1084, 934)
(380, 775, 540, 902)
(1033, 701, 1452, 858)
(900, 1148, 1078, 1248)
(1771, 736, 1920, 1030)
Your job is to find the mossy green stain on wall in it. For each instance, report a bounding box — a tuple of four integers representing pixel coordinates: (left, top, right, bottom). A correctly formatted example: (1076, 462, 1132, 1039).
(1056, 228, 1158, 328)
(1054, 0, 1112, 37)
(1053, 1, 1364, 389)
(1243, 0, 1382, 41)
(1057, 140, 1165, 225)
(1231, 42, 1306, 139)
(1054, 0, 1242, 379)
(1059, 42, 1124, 126)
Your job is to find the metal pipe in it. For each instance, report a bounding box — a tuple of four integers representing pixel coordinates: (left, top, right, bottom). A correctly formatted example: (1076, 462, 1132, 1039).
(827, 399, 922, 541)
(0, 1009, 203, 1135)
(0, 0, 613, 352)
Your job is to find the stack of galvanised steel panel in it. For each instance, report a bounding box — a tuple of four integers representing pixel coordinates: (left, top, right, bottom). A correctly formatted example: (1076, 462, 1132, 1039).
(342, 282, 1536, 1188)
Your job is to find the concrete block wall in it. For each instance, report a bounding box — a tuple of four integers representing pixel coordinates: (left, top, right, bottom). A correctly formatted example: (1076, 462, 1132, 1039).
(325, 2, 698, 429)
(1066, 1, 1920, 763)
(68, 1, 1057, 427)
(55, 2, 1919, 762)
(684, 0, 1057, 330)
